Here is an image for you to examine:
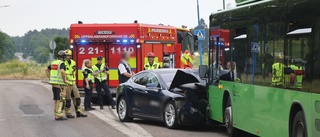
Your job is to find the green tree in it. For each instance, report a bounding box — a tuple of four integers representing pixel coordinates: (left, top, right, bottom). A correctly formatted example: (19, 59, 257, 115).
(53, 36, 69, 58)
(0, 32, 16, 62)
(29, 34, 50, 63)
(192, 18, 209, 53)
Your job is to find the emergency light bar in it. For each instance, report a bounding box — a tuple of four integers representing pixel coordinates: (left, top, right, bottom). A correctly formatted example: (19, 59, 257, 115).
(75, 39, 136, 45)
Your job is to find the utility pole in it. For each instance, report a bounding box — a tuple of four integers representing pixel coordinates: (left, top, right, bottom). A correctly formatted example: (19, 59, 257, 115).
(223, 0, 226, 9)
(197, 0, 203, 65)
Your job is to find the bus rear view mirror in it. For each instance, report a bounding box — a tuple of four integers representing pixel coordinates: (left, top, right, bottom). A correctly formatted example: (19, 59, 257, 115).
(199, 65, 208, 79)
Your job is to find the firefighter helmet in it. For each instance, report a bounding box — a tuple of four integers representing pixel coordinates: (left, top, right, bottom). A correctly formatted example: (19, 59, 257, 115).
(65, 49, 72, 56)
(147, 52, 155, 58)
(184, 50, 190, 55)
(57, 50, 67, 59)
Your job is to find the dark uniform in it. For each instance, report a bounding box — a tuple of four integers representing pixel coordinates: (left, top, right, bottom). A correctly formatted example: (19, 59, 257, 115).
(83, 67, 95, 111)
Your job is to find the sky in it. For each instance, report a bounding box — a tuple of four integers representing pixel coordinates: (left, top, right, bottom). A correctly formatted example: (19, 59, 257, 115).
(0, 0, 224, 36)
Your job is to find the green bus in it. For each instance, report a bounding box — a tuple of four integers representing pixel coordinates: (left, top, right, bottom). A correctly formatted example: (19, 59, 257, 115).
(199, 0, 320, 136)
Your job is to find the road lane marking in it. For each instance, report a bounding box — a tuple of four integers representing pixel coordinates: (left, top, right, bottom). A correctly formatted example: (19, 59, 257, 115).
(90, 107, 153, 137)
(89, 110, 141, 137)
(108, 107, 153, 137)
(21, 114, 44, 117)
(0, 119, 6, 122)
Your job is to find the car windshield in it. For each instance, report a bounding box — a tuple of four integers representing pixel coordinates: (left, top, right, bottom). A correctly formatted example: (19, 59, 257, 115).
(159, 72, 176, 87)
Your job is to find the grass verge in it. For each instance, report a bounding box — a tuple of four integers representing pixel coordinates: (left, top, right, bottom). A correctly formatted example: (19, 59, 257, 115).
(0, 60, 48, 80)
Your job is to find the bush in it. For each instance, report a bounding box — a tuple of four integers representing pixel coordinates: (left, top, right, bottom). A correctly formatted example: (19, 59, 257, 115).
(193, 54, 209, 67)
(0, 60, 48, 79)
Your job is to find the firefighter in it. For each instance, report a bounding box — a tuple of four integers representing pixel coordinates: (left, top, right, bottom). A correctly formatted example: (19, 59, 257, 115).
(270, 55, 284, 86)
(64, 49, 87, 117)
(144, 52, 160, 70)
(45, 50, 68, 120)
(82, 59, 95, 111)
(290, 60, 303, 89)
(92, 56, 115, 110)
(181, 50, 194, 69)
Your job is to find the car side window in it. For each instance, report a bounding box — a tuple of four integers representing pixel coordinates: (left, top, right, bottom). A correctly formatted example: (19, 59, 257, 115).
(132, 73, 147, 86)
(147, 73, 161, 88)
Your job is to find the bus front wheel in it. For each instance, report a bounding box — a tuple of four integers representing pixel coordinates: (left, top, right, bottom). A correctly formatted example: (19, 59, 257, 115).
(292, 111, 307, 137)
(224, 97, 238, 137)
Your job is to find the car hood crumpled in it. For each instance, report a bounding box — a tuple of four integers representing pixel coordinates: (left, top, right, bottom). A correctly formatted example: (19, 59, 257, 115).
(169, 69, 205, 90)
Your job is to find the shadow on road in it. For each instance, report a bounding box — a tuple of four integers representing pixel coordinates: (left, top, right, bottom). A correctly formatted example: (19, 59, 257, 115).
(133, 119, 228, 134)
(132, 119, 258, 137)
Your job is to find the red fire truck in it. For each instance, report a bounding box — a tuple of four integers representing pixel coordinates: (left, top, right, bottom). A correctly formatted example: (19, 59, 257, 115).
(70, 22, 195, 90)
(210, 28, 230, 67)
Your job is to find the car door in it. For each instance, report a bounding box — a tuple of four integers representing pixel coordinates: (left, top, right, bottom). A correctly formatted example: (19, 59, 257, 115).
(130, 72, 148, 115)
(143, 72, 163, 119)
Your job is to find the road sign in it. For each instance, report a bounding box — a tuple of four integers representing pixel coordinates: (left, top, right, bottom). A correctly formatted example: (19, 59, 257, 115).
(251, 42, 260, 53)
(49, 40, 56, 50)
(194, 29, 205, 40)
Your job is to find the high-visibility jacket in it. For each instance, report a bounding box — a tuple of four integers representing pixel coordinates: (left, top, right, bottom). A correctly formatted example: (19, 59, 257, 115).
(181, 53, 194, 68)
(49, 60, 65, 85)
(272, 62, 284, 86)
(84, 67, 95, 83)
(290, 64, 303, 88)
(92, 63, 107, 82)
(144, 62, 160, 70)
(65, 59, 76, 85)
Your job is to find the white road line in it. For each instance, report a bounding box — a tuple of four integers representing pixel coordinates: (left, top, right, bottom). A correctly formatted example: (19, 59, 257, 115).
(109, 108, 153, 137)
(21, 114, 44, 117)
(90, 107, 153, 137)
(0, 119, 6, 122)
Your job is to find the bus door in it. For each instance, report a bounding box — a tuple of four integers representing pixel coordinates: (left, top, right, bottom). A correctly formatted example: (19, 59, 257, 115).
(75, 43, 106, 88)
(108, 44, 137, 88)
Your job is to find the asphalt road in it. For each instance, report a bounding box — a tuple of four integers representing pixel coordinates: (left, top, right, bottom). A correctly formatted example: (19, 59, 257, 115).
(0, 80, 229, 137)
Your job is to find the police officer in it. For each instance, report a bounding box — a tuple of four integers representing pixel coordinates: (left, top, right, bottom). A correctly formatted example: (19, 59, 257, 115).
(92, 56, 115, 110)
(144, 52, 160, 70)
(45, 50, 68, 120)
(82, 59, 95, 111)
(64, 49, 87, 118)
(118, 51, 134, 84)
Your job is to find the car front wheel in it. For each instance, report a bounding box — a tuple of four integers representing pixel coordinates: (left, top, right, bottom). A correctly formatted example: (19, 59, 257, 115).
(117, 97, 133, 122)
(164, 101, 178, 129)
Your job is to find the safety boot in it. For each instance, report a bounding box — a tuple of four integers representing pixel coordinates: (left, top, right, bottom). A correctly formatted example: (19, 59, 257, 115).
(55, 113, 68, 121)
(76, 107, 87, 117)
(76, 111, 88, 117)
(65, 108, 75, 118)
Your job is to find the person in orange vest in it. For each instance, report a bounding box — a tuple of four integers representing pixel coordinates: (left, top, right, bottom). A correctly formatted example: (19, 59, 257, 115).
(181, 50, 194, 69)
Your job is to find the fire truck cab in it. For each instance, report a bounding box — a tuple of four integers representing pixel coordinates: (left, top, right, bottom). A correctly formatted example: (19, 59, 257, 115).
(70, 22, 195, 90)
